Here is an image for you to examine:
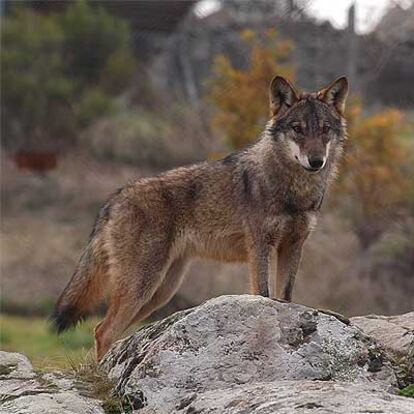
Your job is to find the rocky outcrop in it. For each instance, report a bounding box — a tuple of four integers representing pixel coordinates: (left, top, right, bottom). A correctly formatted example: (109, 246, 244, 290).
(149, 381, 413, 414)
(0, 351, 104, 414)
(102, 295, 414, 413)
(1, 296, 413, 413)
(351, 312, 414, 382)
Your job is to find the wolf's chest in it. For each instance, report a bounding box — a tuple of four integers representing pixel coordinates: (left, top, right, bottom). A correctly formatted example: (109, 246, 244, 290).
(274, 177, 326, 215)
(281, 189, 324, 214)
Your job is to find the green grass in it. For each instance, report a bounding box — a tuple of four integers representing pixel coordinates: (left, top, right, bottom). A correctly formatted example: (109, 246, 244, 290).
(399, 384, 414, 398)
(0, 314, 143, 412)
(0, 314, 98, 370)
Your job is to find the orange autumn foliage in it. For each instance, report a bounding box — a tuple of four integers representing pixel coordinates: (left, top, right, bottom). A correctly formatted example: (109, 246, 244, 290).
(337, 103, 413, 247)
(208, 29, 294, 149)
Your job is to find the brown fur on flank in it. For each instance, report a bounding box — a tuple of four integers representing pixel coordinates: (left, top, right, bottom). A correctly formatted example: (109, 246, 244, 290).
(51, 75, 349, 361)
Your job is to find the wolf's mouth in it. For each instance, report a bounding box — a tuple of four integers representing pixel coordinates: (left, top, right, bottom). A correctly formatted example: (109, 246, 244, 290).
(303, 166, 322, 173)
(295, 156, 322, 173)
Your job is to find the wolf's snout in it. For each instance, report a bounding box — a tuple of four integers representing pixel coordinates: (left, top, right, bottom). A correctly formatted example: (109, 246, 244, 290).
(308, 156, 324, 170)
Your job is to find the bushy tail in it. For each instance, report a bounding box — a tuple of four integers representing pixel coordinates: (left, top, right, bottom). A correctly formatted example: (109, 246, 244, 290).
(50, 240, 109, 333)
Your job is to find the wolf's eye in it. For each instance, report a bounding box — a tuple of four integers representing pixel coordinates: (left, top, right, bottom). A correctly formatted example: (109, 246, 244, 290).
(292, 124, 302, 134)
(322, 124, 332, 134)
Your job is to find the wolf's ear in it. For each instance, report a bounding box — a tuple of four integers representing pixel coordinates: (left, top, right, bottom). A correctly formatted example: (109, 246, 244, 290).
(269, 76, 298, 117)
(319, 76, 349, 115)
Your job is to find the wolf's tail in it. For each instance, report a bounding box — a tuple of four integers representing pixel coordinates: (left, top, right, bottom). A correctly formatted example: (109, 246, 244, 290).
(50, 236, 109, 333)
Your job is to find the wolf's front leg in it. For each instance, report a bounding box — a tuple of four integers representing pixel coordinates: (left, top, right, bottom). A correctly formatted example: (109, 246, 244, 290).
(276, 239, 305, 301)
(276, 215, 312, 301)
(246, 230, 271, 297)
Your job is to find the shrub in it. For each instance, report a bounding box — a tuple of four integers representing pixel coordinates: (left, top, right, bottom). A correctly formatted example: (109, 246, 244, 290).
(336, 105, 414, 248)
(207, 29, 294, 149)
(75, 88, 115, 128)
(81, 110, 172, 167)
(1, 0, 136, 151)
(59, 0, 134, 89)
(100, 49, 137, 95)
(1, 8, 75, 150)
(82, 104, 213, 168)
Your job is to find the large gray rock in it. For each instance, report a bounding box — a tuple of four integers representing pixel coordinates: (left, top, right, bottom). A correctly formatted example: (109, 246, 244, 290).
(351, 312, 414, 381)
(0, 351, 104, 414)
(0, 391, 104, 414)
(2, 298, 413, 413)
(102, 295, 411, 413)
(170, 381, 414, 414)
(0, 352, 35, 380)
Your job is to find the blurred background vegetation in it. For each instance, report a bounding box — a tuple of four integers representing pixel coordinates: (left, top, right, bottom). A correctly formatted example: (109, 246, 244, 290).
(1, 0, 413, 369)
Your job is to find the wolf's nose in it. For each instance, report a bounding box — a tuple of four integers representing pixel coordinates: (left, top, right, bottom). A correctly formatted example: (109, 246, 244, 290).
(308, 157, 324, 170)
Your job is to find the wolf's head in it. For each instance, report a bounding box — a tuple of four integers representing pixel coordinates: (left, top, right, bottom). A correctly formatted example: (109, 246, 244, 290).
(268, 76, 348, 173)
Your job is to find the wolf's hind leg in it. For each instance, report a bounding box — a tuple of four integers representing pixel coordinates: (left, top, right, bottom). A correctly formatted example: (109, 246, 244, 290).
(95, 264, 169, 361)
(94, 239, 173, 361)
(131, 255, 190, 324)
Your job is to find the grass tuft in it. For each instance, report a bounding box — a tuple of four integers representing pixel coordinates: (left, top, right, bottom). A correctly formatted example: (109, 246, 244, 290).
(70, 353, 134, 414)
(398, 384, 414, 398)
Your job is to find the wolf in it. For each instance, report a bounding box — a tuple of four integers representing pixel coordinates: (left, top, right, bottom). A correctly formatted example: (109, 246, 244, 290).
(51, 75, 349, 360)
